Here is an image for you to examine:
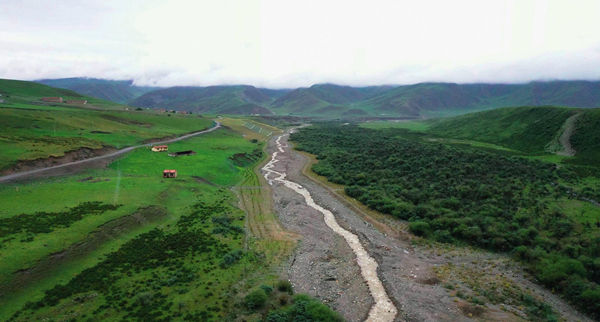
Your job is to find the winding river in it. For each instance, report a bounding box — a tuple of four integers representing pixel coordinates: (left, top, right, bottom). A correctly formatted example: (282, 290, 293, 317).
(262, 133, 398, 322)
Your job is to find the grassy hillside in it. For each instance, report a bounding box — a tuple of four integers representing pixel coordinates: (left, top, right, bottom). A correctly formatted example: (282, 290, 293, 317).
(427, 106, 577, 154)
(129, 85, 273, 115)
(270, 84, 387, 116)
(569, 108, 600, 167)
(37, 78, 157, 104)
(425, 106, 600, 168)
(0, 78, 125, 109)
(0, 80, 214, 170)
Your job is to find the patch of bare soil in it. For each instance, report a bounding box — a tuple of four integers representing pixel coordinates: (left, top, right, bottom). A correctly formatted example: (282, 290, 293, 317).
(1, 146, 117, 177)
(0, 206, 166, 300)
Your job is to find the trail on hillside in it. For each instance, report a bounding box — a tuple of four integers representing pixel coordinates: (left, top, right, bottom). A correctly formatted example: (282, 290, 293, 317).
(262, 133, 397, 321)
(0, 122, 221, 183)
(556, 113, 581, 156)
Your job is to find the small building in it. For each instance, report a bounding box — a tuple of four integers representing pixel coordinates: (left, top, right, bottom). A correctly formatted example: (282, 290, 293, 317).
(151, 145, 168, 152)
(41, 97, 63, 103)
(66, 100, 88, 104)
(168, 150, 196, 157)
(163, 169, 177, 178)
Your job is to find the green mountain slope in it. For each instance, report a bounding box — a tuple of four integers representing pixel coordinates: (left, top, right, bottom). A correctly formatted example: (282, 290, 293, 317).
(1, 79, 85, 100)
(271, 84, 389, 115)
(129, 85, 274, 115)
(427, 106, 600, 166)
(358, 81, 600, 117)
(60, 79, 600, 117)
(0, 78, 121, 109)
(37, 78, 158, 104)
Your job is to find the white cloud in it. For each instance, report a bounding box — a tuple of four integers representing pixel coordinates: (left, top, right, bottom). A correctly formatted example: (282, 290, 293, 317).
(0, 0, 599, 88)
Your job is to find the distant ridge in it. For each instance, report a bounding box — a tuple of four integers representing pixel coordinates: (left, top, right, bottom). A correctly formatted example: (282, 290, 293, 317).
(34, 78, 600, 117)
(36, 78, 158, 104)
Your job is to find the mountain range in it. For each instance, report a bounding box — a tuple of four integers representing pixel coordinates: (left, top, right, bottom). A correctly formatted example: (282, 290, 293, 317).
(34, 78, 600, 117)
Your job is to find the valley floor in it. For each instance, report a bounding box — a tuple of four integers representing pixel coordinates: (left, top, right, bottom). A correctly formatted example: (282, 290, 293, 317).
(264, 130, 592, 321)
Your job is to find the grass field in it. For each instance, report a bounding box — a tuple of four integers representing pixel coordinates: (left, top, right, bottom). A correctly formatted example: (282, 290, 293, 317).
(0, 126, 266, 320)
(0, 104, 212, 170)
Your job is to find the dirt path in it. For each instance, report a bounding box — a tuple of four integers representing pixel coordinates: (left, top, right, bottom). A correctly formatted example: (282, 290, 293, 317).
(557, 112, 581, 156)
(0, 121, 221, 183)
(262, 129, 592, 322)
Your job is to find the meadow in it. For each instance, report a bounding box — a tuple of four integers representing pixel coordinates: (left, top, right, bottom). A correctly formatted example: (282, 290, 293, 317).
(0, 104, 212, 170)
(0, 127, 259, 320)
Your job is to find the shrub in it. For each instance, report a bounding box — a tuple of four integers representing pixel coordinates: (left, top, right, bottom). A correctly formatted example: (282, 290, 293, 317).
(276, 280, 293, 294)
(408, 221, 430, 237)
(244, 289, 268, 310)
(260, 285, 273, 295)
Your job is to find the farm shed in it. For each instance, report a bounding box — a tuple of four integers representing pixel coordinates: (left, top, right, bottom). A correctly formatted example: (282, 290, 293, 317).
(152, 145, 168, 152)
(163, 170, 177, 178)
(168, 150, 196, 157)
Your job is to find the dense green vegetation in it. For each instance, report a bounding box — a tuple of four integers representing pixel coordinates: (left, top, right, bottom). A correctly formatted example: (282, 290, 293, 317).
(0, 202, 120, 244)
(37, 78, 158, 104)
(12, 198, 246, 320)
(292, 124, 600, 319)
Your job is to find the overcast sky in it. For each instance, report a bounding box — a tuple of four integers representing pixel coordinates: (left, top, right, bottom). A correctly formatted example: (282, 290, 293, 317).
(1, 0, 599, 88)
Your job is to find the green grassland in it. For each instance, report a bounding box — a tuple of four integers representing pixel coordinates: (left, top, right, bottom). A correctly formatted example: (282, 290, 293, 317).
(426, 106, 577, 154)
(0, 103, 212, 170)
(0, 78, 125, 110)
(0, 128, 262, 319)
(0, 126, 272, 319)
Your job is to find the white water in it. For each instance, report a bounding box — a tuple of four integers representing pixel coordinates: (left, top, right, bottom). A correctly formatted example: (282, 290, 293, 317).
(262, 134, 397, 322)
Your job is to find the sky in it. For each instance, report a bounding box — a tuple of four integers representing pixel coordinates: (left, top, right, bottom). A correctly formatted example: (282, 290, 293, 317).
(1, 0, 599, 88)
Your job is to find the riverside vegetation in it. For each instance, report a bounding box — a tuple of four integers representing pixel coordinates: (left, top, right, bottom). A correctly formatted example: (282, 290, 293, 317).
(291, 122, 600, 319)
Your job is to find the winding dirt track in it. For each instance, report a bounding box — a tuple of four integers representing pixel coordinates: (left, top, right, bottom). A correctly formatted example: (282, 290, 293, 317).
(0, 121, 221, 183)
(262, 133, 397, 321)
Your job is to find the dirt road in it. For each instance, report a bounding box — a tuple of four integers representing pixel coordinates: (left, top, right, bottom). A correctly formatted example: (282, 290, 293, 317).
(557, 112, 581, 156)
(0, 121, 221, 183)
(262, 130, 592, 322)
